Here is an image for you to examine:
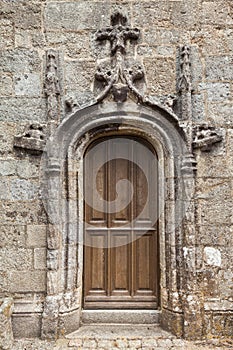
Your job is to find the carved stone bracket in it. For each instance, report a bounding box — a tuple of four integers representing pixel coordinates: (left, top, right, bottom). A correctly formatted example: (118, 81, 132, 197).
(94, 11, 145, 103)
(14, 123, 46, 152)
(193, 124, 223, 151)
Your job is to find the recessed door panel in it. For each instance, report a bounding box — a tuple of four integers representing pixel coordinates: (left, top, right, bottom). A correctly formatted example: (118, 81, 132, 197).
(83, 136, 159, 309)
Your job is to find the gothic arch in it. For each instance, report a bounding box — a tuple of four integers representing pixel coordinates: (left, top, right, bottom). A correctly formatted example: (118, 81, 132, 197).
(41, 100, 194, 338)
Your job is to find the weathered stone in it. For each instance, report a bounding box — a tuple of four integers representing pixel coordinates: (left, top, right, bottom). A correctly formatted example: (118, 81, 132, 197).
(15, 30, 31, 49)
(0, 73, 14, 96)
(0, 97, 47, 122)
(0, 247, 33, 270)
(0, 19, 14, 50)
(10, 179, 38, 201)
(144, 58, 176, 95)
(27, 225, 47, 248)
(65, 61, 95, 93)
(8, 271, 46, 293)
(15, 73, 41, 97)
(0, 122, 16, 154)
(45, 2, 110, 31)
(0, 298, 14, 350)
(34, 248, 47, 270)
(206, 56, 233, 81)
(0, 49, 41, 73)
(199, 83, 231, 102)
(1, 225, 26, 248)
(133, 1, 171, 28)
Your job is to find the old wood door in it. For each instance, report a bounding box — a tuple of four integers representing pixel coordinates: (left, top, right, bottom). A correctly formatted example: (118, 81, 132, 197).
(83, 136, 159, 309)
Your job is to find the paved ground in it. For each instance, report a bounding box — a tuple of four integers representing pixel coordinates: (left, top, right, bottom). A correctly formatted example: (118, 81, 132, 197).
(12, 325, 233, 350)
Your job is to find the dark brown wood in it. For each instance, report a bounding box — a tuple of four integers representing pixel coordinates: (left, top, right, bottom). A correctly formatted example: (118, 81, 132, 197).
(83, 137, 159, 309)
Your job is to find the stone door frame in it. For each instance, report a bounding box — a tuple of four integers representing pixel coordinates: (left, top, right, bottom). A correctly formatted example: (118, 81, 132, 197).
(41, 101, 197, 339)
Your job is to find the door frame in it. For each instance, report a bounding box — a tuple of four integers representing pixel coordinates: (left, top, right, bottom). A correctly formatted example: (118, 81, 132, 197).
(42, 102, 195, 338)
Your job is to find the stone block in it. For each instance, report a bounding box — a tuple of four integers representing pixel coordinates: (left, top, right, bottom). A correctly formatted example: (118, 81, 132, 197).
(15, 73, 41, 97)
(201, 1, 231, 28)
(196, 154, 231, 178)
(10, 179, 38, 201)
(207, 102, 233, 127)
(156, 46, 175, 57)
(0, 247, 33, 270)
(16, 160, 40, 179)
(199, 83, 230, 102)
(8, 271, 46, 293)
(197, 198, 232, 225)
(0, 178, 10, 200)
(196, 178, 231, 201)
(14, 1, 41, 30)
(1, 225, 26, 248)
(142, 338, 157, 347)
(0, 19, 14, 50)
(34, 248, 47, 270)
(45, 2, 110, 31)
(170, 0, 201, 29)
(205, 56, 233, 81)
(197, 224, 233, 246)
(0, 97, 47, 122)
(47, 32, 93, 60)
(192, 94, 205, 122)
(0, 49, 41, 73)
(0, 74, 14, 96)
(0, 200, 47, 225)
(65, 61, 95, 94)
(12, 314, 41, 338)
(0, 122, 16, 154)
(144, 58, 176, 95)
(15, 30, 31, 49)
(144, 28, 180, 46)
(133, 1, 171, 28)
(27, 224, 47, 248)
(0, 160, 16, 176)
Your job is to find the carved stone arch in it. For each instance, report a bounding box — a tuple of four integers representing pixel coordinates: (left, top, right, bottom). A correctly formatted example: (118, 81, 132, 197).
(41, 100, 195, 339)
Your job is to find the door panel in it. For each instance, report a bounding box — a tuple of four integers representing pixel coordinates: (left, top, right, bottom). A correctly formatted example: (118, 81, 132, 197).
(83, 137, 159, 309)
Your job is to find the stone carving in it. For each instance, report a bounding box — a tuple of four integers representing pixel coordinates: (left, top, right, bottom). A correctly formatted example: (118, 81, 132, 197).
(94, 11, 145, 103)
(14, 123, 46, 152)
(193, 124, 223, 151)
(95, 11, 140, 55)
(178, 45, 192, 93)
(45, 50, 60, 121)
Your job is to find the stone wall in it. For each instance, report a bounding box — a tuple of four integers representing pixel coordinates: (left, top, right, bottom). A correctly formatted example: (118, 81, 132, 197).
(0, 0, 232, 340)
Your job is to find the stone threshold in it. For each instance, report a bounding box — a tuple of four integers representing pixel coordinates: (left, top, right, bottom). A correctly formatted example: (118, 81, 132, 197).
(66, 324, 170, 340)
(81, 309, 160, 325)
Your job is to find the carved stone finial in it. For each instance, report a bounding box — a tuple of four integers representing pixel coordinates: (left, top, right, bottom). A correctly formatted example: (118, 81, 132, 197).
(14, 123, 46, 152)
(193, 124, 223, 151)
(45, 50, 60, 121)
(94, 11, 145, 103)
(178, 45, 192, 93)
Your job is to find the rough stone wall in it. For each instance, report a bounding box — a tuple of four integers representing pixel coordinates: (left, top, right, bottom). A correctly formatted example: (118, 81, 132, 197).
(0, 0, 232, 340)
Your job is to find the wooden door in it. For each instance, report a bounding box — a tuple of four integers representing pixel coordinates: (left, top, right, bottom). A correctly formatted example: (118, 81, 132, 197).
(83, 136, 159, 309)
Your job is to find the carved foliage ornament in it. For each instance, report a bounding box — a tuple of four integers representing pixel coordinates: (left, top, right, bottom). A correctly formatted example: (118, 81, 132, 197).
(14, 123, 46, 152)
(95, 11, 145, 103)
(193, 124, 223, 151)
